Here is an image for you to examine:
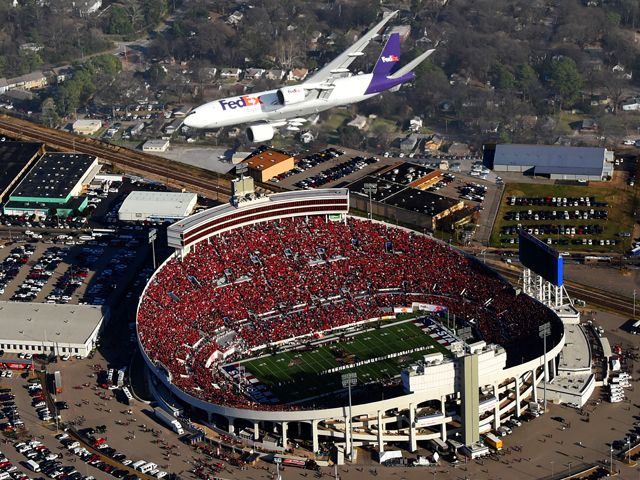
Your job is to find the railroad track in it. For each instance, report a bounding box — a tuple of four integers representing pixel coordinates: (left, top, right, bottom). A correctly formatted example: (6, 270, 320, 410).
(0, 115, 285, 199)
(489, 262, 635, 317)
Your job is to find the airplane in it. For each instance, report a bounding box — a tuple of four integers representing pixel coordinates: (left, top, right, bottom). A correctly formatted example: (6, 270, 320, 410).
(183, 10, 436, 142)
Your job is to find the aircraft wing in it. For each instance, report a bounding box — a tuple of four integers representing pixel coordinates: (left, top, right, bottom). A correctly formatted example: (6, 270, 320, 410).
(304, 10, 399, 86)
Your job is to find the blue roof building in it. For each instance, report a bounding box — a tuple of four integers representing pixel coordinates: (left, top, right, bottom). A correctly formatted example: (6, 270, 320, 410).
(492, 144, 614, 181)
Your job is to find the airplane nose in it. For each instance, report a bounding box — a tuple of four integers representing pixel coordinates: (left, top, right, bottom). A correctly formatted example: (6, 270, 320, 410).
(183, 110, 200, 128)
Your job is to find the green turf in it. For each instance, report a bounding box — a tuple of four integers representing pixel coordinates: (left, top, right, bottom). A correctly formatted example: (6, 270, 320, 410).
(240, 319, 448, 403)
(490, 182, 635, 253)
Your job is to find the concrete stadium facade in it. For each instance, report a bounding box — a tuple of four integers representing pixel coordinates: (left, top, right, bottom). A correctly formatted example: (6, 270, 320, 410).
(137, 188, 565, 457)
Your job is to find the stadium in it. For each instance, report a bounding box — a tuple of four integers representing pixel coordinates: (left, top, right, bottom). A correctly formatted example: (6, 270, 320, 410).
(136, 188, 565, 458)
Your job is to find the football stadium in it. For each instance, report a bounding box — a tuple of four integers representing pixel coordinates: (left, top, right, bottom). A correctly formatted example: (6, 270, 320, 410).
(137, 188, 565, 458)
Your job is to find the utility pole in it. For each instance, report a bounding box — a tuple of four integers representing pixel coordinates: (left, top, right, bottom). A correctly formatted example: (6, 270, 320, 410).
(342, 372, 357, 462)
(539, 322, 551, 412)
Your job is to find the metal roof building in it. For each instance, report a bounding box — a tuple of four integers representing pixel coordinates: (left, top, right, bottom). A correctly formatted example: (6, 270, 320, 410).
(493, 144, 614, 181)
(0, 141, 43, 203)
(118, 190, 198, 222)
(0, 302, 107, 357)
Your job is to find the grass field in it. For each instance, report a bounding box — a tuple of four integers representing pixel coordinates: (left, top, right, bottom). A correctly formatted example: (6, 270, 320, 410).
(490, 182, 635, 253)
(240, 320, 448, 403)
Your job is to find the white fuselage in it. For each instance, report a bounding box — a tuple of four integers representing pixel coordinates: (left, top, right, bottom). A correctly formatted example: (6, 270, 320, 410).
(184, 74, 377, 129)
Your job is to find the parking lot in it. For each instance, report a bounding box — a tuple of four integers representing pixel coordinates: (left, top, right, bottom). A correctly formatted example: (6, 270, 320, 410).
(491, 183, 635, 252)
(0, 235, 149, 307)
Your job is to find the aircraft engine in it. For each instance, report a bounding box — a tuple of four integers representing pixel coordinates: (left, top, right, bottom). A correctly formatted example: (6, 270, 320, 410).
(246, 124, 275, 142)
(277, 86, 306, 105)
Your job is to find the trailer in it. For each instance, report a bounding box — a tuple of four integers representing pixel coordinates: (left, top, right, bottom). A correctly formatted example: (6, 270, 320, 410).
(153, 407, 184, 435)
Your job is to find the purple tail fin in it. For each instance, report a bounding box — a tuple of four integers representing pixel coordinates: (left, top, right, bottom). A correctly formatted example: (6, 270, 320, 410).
(372, 33, 401, 79)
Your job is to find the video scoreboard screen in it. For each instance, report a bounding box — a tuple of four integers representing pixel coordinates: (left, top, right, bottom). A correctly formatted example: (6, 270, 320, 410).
(518, 231, 563, 286)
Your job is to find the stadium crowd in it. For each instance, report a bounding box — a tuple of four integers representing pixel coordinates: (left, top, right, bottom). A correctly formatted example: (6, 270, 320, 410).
(137, 216, 560, 409)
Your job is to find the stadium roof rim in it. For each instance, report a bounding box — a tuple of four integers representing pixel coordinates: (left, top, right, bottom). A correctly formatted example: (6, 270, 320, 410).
(170, 188, 349, 234)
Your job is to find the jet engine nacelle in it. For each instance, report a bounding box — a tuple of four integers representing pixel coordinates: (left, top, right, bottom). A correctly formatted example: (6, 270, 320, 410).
(277, 86, 306, 105)
(246, 124, 275, 142)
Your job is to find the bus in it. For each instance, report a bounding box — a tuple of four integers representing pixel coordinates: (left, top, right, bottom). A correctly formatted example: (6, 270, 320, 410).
(91, 228, 116, 237)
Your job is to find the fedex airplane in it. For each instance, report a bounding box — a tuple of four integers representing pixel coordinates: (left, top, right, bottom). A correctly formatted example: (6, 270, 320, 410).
(183, 11, 435, 142)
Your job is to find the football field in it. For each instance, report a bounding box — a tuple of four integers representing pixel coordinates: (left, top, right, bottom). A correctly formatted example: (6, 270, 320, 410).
(240, 319, 448, 403)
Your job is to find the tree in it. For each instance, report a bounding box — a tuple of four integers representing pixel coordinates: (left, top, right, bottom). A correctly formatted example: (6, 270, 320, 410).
(147, 64, 167, 85)
(40, 97, 60, 128)
(490, 63, 515, 90)
(109, 6, 134, 35)
(546, 57, 583, 107)
(337, 125, 365, 149)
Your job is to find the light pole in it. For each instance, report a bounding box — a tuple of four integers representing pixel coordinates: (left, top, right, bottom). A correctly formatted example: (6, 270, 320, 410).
(539, 322, 551, 412)
(363, 183, 377, 220)
(342, 372, 357, 461)
(550, 460, 554, 477)
(148, 228, 157, 270)
(610, 445, 614, 474)
(634, 289, 637, 318)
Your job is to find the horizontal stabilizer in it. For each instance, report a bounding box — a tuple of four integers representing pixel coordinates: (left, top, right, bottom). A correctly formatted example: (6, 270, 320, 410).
(388, 49, 435, 79)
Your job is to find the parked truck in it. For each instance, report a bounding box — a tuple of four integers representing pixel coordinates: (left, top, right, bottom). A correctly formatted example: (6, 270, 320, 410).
(484, 433, 503, 451)
(153, 407, 184, 435)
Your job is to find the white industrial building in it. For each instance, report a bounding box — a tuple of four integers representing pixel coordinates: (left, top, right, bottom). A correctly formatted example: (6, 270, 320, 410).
(0, 302, 107, 357)
(72, 119, 102, 135)
(142, 139, 170, 152)
(118, 191, 198, 222)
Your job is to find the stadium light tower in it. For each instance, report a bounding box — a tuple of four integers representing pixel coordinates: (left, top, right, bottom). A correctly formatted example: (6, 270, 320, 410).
(342, 372, 357, 461)
(539, 322, 551, 412)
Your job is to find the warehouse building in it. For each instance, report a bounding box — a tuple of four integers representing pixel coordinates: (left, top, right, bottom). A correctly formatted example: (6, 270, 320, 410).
(491, 144, 614, 181)
(245, 148, 295, 182)
(72, 119, 102, 135)
(0, 141, 44, 203)
(348, 172, 466, 231)
(0, 302, 107, 358)
(118, 190, 198, 222)
(3, 152, 99, 217)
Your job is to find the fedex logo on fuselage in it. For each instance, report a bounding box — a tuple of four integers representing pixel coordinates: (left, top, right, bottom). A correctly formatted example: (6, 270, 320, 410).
(381, 54, 399, 63)
(219, 95, 263, 111)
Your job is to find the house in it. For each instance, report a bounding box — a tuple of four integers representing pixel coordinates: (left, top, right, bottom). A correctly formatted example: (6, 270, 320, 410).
(0, 71, 48, 92)
(287, 68, 308, 82)
(76, 0, 101, 15)
(49, 66, 73, 84)
(266, 69, 286, 81)
(300, 131, 314, 144)
(622, 99, 640, 111)
(226, 10, 243, 26)
(244, 68, 265, 80)
(172, 105, 191, 117)
(409, 117, 423, 132)
(347, 115, 368, 130)
(590, 94, 610, 107)
(580, 118, 598, 132)
(383, 24, 411, 42)
(19, 43, 43, 52)
(220, 68, 242, 80)
(425, 135, 444, 151)
(400, 135, 419, 153)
